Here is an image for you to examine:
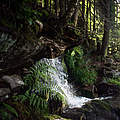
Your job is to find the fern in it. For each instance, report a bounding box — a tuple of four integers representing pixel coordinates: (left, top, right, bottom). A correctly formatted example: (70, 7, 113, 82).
(15, 61, 66, 112)
(65, 46, 97, 86)
(0, 102, 18, 119)
(3, 103, 18, 117)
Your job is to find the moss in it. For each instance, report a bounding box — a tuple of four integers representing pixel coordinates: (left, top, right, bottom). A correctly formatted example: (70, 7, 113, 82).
(107, 77, 120, 86)
(91, 100, 111, 111)
(43, 114, 71, 120)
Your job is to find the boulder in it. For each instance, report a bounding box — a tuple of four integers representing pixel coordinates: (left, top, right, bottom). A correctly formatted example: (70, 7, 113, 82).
(0, 88, 10, 97)
(0, 74, 24, 101)
(61, 98, 120, 120)
(2, 74, 24, 90)
(96, 82, 120, 97)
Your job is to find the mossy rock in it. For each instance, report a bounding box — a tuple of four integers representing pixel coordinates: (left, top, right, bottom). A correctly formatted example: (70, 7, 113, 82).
(90, 100, 111, 111)
(43, 114, 71, 120)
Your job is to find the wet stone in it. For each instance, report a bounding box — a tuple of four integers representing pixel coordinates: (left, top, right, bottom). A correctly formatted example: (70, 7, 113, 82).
(2, 74, 24, 90)
(0, 88, 11, 97)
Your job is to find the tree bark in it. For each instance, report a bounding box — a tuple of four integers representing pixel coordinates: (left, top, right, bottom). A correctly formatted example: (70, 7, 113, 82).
(73, 8, 79, 27)
(93, 0, 96, 31)
(57, 0, 80, 31)
(44, 0, 48, 9)
(59, 0, 65, 17)
(82, 0, 85, 19)
(89, 0, 92, 31)
(101, 0, 110, 56)
(86, 0, 89, 35)
(72, 1, 79, 27)
(54, 0, 59, 16)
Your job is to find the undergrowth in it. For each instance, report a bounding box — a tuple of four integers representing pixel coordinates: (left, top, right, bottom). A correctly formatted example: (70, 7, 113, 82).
(0, 102, 18, 120)
(64, 46, 97, 86)
(106, 77, 120, 86)
(13, 61, 66, 113)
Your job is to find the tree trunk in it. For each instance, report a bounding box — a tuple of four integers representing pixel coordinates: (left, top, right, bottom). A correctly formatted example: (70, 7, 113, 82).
(57, 0, 80, 31)
(44, 0, 48, 9)
(54, 0, 59, 16)
(72, 2, 79, 27)
(93, 0, 96, 31)
(82, 0, 85, 19)
(101, 19, 109, 56)
(59, 0, 65, 17)
(86, 0, 89, 35)
(50, 0, 52, 12)
(101, 0, 110, 56)
(73, 8, 79, 27)
(89, 0, 92, 31)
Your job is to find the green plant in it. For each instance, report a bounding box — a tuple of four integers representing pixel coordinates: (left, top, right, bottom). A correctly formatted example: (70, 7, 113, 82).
(106, 77, 120, 86)
(14, 62, 66, 112)
(0, 102, 18, 120)
(64, 46, 97, 86)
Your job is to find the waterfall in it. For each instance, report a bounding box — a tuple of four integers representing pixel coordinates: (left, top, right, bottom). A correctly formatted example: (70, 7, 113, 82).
(40, 57, 111, 108)
(40, 57, 92, 108)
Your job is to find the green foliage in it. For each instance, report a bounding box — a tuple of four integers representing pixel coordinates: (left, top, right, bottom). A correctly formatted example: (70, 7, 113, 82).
(16, 2, 42, 29)
(0, 102, 18, 120)
(65, 46, 97, 86)
(107, 77, 120, 86)
(43, 114, 70, 120)
(0, 0, 43, 31)
(108, 40, 120, 61)
(14, 61, 66, 112)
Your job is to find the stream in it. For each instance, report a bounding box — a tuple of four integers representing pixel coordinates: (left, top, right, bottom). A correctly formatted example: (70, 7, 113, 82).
(40, 56, 109, 108)
(39, 57, 120, 120)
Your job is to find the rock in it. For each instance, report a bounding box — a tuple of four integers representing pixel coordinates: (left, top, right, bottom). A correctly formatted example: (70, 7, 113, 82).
(84, 100, 120, 120)
(76, 84, 98, 99)
(62, 108, 86, 120)
(102, 65, 120, 78)
(0, 88, 11, 102)
(42, 115, 69, 120)
(78, 85, 98, 98)
(104, 58, 114, 67)
(104, 70, 114, 78)
(114, 71, 120, 77)
(0, 88, 11, 97)
(96, 83, 120, 97)
(61, 98, 120, 120)
(2, 74, 24, 90)
(106, 70, 120, 78)
(0, 74, 24, 101)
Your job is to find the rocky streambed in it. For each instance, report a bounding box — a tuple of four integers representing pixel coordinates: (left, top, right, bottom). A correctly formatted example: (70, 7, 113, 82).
(61, 96, 120, 120)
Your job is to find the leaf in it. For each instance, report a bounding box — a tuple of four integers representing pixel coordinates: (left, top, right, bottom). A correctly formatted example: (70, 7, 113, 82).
(36, 98, 40, 109)
(30, 93, 36, 106)
(32, 95, 38, 107)
(71, 51, 75, 56)
(3, 103, 18, 117)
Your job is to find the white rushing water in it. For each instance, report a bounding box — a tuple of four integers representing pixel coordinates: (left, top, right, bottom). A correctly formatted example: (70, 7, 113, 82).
(40, 57, 111, 108)
(40, 57, 93, 108)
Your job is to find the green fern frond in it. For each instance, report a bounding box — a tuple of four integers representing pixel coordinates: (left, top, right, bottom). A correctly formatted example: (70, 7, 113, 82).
(2, 103, 18, 117)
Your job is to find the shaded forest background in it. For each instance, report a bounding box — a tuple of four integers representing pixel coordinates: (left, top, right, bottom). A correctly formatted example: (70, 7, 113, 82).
(0, 0, 120, 57)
